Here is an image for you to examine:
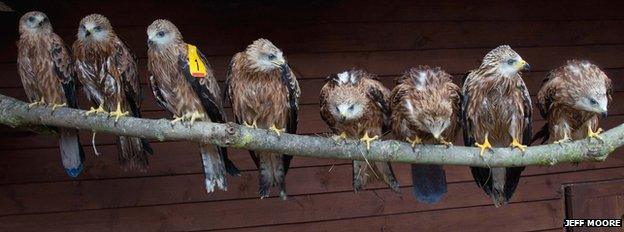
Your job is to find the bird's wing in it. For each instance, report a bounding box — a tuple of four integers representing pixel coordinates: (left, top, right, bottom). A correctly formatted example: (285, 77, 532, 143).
(319, 75, 338, 133)
(365, 78, 391, 133)
(520, 79, 533, 145)
(280, 64, 300, 134)
(148, 74, 174, 114)
(50, 35, 78, 108)
(113, 39, 142, 117)
(16, 42, 38, 102)
(178, 47, 227, 123)
(223, 55, 240, 124)
(460, 72, 476, 147)
(537, 71, 555, 119)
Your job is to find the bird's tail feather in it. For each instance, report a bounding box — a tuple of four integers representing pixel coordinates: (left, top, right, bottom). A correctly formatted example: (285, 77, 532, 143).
(200, 143, 227, 193)
(353, 161, 400, 193)
(376, 161, 400, 193)
(59, 128, 84, 178)
(117, 136, 149, 171)
(471, 166, 524, 207)
(218, 147, 240, 176)
(411, 164, 447, 204)
(257, 152, 287, 199)
(353, 160, 369, 193)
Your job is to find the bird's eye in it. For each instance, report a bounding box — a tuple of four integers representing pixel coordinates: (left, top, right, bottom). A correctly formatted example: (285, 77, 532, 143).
(268, 54, 276, 60)
(80, 25, 85, 30)
(94, 26, 102, 32)
(157, 31, 165, 37)
(507, 59, 515, 65)
(348, 105, 354, 111)
(589, 98, 598, 105)
(27, 17, 35, 22)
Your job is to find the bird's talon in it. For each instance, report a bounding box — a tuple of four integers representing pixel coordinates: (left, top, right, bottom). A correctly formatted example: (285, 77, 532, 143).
(51, 103, 67, 111)
(509, 138, 527, 152)
(360, 132, 379, 150)
(189, 111, 205, 125)
(85, 104, 107, 116)
(109, 103, 129, 122)
(269, 124, 285, 136)
(406, 136, 421, 148)
(243, 120, 258, 129)
(587, 126, 604, 142)
(439, 138, 453, 148)
(28, 97, 45, 108)
(475, 136, 492, 158)
(339, 132, 348, 140)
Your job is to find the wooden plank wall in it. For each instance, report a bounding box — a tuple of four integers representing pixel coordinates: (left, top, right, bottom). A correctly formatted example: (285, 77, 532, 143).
(0, 0, 623, 231)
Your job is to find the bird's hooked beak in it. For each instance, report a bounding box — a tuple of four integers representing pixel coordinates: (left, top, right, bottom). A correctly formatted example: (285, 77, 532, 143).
(516, 59, 530, 71)
(85, 28, 92, 37)
(600, 111, 608, 118)
(339, 112, 347, 121)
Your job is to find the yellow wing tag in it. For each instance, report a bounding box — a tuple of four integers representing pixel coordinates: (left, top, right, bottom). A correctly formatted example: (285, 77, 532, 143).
(187, 44, 207, 78)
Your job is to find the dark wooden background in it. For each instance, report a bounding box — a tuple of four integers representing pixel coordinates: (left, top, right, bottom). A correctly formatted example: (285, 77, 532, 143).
(0, 0, 623, 231)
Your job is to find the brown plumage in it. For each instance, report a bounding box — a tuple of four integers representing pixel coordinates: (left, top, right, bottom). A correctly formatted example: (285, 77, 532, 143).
(320, 69, 399, 193)
(17, 11, 84, 177)
(225, 38, 300, 199)
(461, 45, 532, 206)
(73, 14, 152, 171)
(534, 60, 612, 144)
(390, 66, 460, 203)
(146, 19, 239, 193)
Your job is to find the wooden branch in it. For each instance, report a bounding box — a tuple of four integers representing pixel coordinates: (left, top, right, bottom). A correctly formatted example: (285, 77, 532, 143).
(0, 93, 621, 167)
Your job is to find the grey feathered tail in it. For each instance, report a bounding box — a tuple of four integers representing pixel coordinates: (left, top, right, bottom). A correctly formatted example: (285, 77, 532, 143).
(252, 151, 288, 200)
(353, 161, 400, 193)
(471, 166, 524, 206)
(117, 135, 150, 171)
(411, 164, 447, 204)
(59, 128, 85, 178)
(200, 143, 228, 193)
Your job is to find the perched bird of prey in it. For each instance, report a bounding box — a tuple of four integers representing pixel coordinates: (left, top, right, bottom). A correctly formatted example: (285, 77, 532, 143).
(461, 45, 532, 206)
(390, 66, 460, 203)
(320, 69, 400, 193)
(17, 11, 84, 177)
(146, 19, 239, 193)
(533, 60, 611, 144)
(225, 38, 300, 199)
(73, 14, 152, 170)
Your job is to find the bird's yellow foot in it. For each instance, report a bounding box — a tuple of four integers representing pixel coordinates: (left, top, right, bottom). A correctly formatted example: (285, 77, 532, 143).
(85, 104, 107, 116)
(339, 132, 348, 140)
(109, 102, 129, 122)
(439, 137, 453, 147)
(587, 127, 604, 142)
(188, 111, 205, 125)
(51, 103, 67, 111)
(28, 97, 45, 108)
(553, 133, 571, 145)
(406, 136, 421, 148)
(509, 138, 527, 152)
(170, 114, 187, 125)
(269, 124, 285, 136)
(475, 136, 493, 157)
(360, 132, 379, 150)
(243, 120, 257, 129)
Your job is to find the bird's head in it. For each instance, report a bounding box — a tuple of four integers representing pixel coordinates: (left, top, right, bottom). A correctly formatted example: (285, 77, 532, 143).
(404, 93, 453, 140)
(244, 38, 286, 72)
(566, 61, 610, 117)
(147, 19, 183, 50)
(19, 11, 52, 35)
(77, 14, 113, 42)
(327, 71, 369, 123)
(481, 45, 530, 77)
